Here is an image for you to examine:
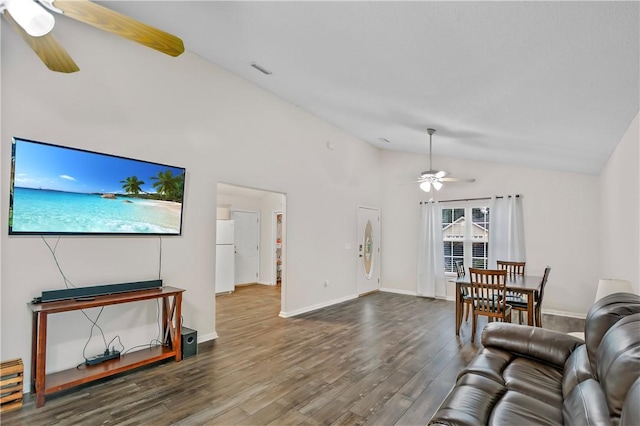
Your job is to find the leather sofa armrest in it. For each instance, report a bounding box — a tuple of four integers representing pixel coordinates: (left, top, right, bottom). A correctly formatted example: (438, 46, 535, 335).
(481, 322, 584, 367)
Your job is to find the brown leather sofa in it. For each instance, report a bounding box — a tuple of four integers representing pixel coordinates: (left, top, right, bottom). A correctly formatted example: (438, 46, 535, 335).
(429, 292, 640, 425)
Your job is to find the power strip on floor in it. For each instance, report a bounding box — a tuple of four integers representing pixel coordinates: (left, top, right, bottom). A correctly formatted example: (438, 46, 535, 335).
(85, 349, 121, 366)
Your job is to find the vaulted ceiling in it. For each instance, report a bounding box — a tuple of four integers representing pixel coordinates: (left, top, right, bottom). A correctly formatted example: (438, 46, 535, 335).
(18, 1, 640, 174)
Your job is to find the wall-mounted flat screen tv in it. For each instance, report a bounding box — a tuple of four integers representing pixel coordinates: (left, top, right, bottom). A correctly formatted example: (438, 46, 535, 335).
(8, 137, 186, 235)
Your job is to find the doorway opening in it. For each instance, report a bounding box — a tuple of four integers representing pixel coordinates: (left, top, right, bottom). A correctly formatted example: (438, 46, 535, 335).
(274, 211, 284, 287)
(215, 183, 287, 332)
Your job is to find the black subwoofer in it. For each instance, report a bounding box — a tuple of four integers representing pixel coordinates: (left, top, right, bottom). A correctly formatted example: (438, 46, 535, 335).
(181, 327, 197, 359)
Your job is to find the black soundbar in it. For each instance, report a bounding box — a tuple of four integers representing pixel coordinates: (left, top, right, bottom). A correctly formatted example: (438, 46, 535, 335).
(40, 279, 163, 303)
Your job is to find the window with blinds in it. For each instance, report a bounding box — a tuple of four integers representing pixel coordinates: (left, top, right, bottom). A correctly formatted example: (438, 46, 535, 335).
(443, 206, 490, 273)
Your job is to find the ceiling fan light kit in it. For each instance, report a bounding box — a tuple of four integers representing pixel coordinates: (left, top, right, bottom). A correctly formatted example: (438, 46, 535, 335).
(416, 128, 476, 193)
(419, 180, 443, 192)
(1, 0, 185, 73)
(3, 0, 54, 36)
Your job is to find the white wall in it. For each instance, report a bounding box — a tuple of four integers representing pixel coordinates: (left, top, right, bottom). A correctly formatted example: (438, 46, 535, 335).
(599, 112, 639, 293)
(1, 23, 381, 381)
(380, 150, 600, 316)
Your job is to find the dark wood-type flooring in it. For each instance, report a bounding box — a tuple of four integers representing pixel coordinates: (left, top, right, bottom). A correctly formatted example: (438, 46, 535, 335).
(2, 285, 585, 425)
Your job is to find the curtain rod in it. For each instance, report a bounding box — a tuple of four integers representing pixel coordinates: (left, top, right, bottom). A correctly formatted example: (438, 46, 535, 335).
(420, 194, 520, 204)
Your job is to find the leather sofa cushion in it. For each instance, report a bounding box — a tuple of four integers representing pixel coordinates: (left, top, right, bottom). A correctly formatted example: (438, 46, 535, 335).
(563, 345, 594, 397)
(489, 390, 563, 426)
(597, 313, 640, 423)
(428, 373, 506, 426)
(503, 357, 564, 406)
(585, 293, 640, 376)
(481, 322, 583, 368)
(621, 378, 640, 426)
(461, 347, 564, 406)
(457, 347, 512, 385)
(563, 379, 612, 426)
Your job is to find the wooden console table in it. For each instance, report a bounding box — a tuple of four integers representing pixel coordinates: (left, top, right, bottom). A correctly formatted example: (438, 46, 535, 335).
(28, 286, 185, 408)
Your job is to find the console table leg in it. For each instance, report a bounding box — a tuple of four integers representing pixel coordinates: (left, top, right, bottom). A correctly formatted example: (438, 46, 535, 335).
(35, 313, 48, 408)
(31, 311, 38, 394)
(175, 293, 182, 361)
(162, 297, 169, 345)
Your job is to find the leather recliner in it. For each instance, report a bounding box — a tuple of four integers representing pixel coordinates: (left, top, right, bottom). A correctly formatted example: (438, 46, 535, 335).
(429, 292, 640, 425)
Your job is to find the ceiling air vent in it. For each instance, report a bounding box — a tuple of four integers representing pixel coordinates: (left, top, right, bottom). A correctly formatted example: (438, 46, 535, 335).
(250, 62, 272, 75)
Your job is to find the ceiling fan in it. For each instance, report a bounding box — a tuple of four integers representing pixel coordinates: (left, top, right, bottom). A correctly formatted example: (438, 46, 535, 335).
(415, 128, 476, 192)
(0, 0, 184, 73)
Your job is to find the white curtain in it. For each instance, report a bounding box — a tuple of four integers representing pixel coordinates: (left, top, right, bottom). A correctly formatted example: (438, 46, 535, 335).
(488, 195, 526, 268)
(417, 202, 446, 297)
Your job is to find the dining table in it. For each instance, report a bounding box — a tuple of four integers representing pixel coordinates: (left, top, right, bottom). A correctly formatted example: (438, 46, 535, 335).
(454, 274, 543, 336)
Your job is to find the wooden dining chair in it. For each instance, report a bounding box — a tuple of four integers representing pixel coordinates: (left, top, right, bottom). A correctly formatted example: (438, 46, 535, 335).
(498, 260, 527, 323)
(505, 292, 529, 325)
(469, 268, 511, 342)
(535, 266, 551, 327)
(455, 261, 472, 324)
(506, 266, 551, 327)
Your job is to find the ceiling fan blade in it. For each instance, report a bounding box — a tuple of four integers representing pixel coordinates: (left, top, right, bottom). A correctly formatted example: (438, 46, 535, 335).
(52, 0, 185, 57)
(2, 11, 79, 73)
(440, 177, 476, 183)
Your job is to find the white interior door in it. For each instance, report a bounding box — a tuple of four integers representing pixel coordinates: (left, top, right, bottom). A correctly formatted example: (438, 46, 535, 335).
(233, 210, 260, 285)
(357, 206, 380, 295)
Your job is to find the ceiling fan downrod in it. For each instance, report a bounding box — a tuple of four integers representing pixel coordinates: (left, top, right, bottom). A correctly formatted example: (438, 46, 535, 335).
(427, 128, 435, 172)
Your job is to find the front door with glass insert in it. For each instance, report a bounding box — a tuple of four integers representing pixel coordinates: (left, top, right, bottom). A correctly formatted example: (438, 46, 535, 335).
(357, 206, 380, 295)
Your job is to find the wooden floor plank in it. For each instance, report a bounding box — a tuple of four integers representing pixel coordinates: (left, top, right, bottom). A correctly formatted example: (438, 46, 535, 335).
(361, 393, 414, 426)
(203, 406, 250, 426)
(267, 408, 320, 426)
(3, 284, 584, 425)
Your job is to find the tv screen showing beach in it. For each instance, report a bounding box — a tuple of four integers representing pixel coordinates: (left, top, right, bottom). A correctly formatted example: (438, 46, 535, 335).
(8, 137, 186, 235)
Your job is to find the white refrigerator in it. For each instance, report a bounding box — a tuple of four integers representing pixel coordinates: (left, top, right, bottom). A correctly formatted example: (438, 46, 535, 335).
(215, 220, 235, 293)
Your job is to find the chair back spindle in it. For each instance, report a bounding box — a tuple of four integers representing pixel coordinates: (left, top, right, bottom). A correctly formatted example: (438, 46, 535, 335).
(497, 260, 526, 277)
(455, 260, 465, 278)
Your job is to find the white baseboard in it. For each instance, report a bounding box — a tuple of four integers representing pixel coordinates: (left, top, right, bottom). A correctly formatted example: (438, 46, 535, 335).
(380, 287, 417, 296)
(279, 294, 358, 318)
(442, 296, 585, 319)
(198, 332, 218, 343)
(381, 288, 451, 301)
(274, 283, 587, 320)
(541, 308, 586, 320)
(362, 288, 447, 299)
(383, 288, 587, 320)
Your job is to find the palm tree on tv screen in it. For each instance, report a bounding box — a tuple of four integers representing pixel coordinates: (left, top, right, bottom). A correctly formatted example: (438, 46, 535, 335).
(151, 170, 184, 202)
(120, 176, 145, 196)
